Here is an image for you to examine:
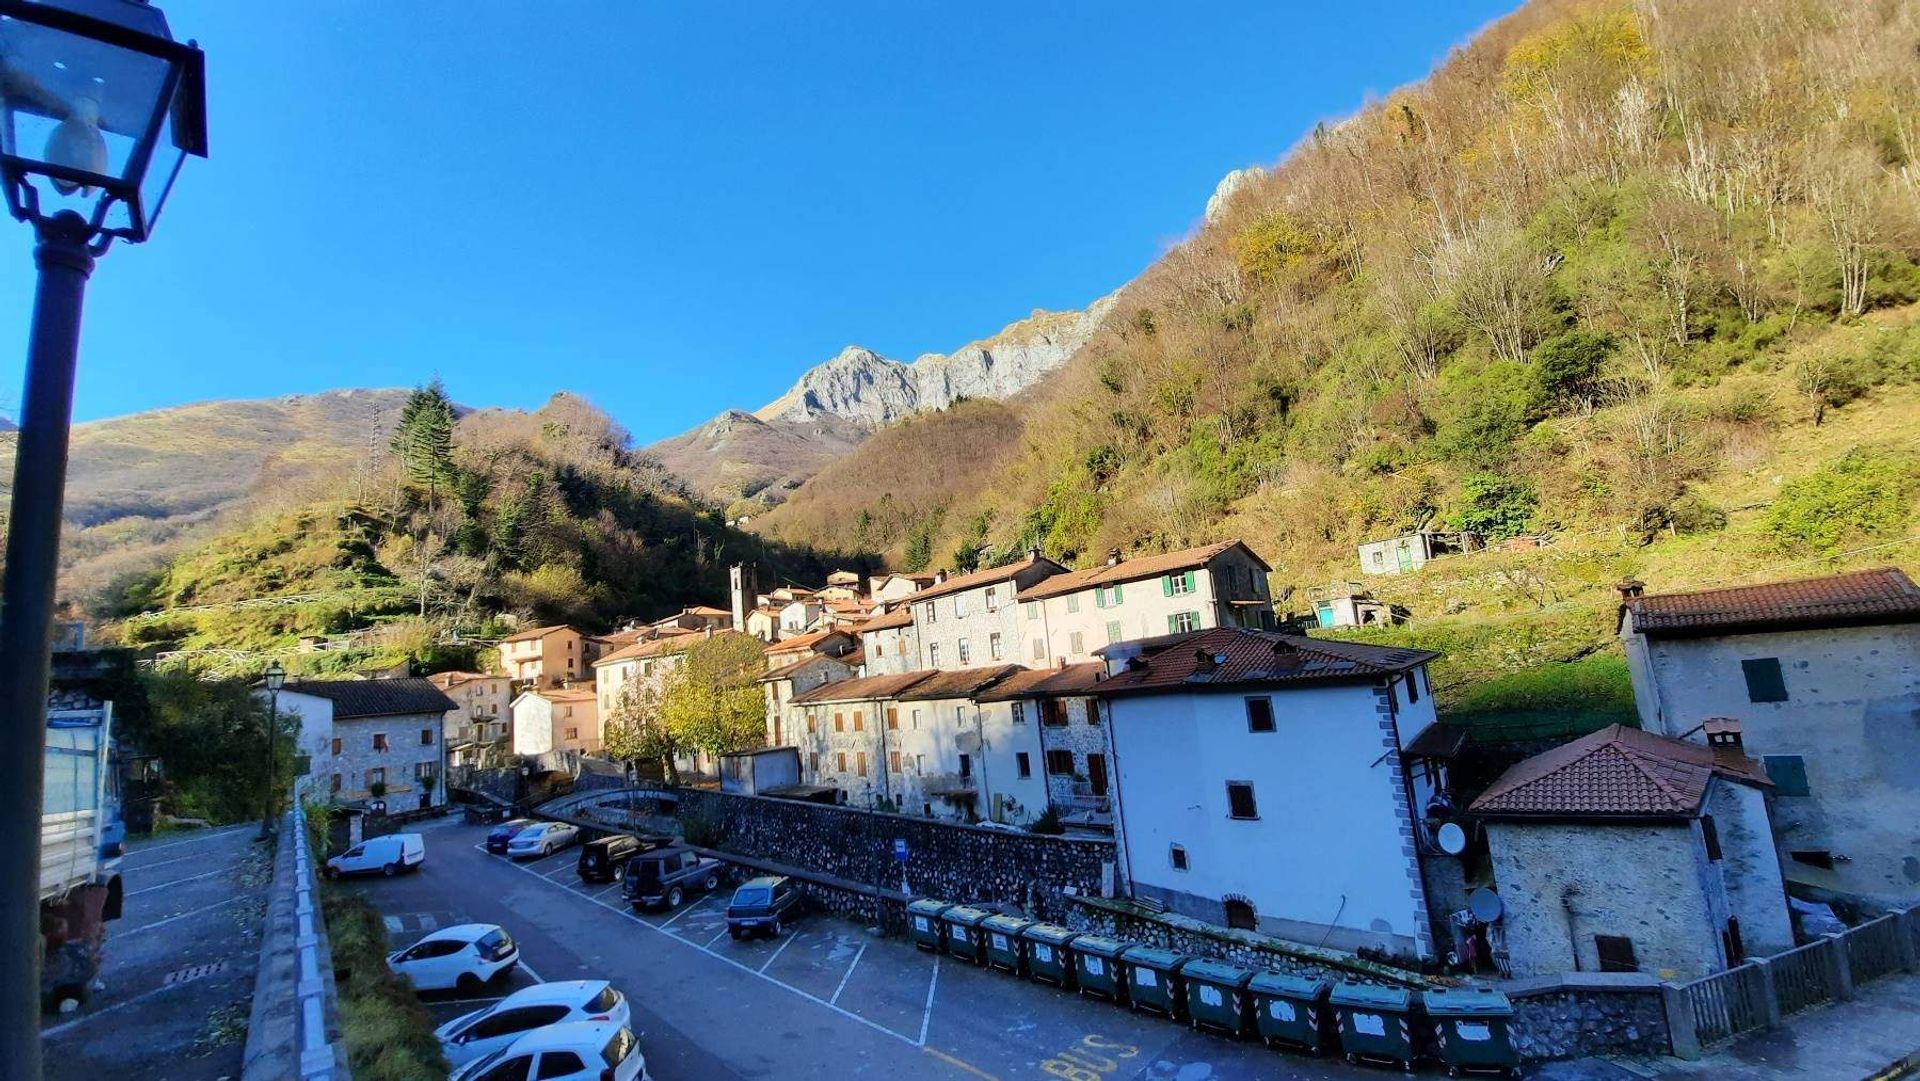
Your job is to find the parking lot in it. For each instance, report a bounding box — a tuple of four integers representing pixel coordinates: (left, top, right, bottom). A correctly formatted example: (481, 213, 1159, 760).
(347, 816, 1394, 1080)
(42, 824, 268, 1081)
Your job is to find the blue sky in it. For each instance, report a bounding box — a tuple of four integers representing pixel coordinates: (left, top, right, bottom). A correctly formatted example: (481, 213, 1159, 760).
(0, 1, 1513, 443)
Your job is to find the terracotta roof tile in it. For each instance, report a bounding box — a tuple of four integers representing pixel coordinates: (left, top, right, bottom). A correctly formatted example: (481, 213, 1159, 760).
(1625, 567, 1920, 638)
(1019, 540, 1267, 601)
(894, 665, 1024, 701)
(859, 607, 914, 632)
(756, 655, 849, 683)
(1470, 725, 1770, 818)
(792, 670, 936, 704)
(907, 554, 1066, 605)
(974, 662, 1108, 701)
(767, 628, 848, 654)
(524, 685, 597, 704)
(497, 624, 578, 644)
(1095, 628, 1436, 695)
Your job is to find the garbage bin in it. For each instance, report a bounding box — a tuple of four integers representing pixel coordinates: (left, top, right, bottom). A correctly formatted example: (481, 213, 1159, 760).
(1071, 934, 1131, 1003)
(1249, 972, 1333, 1054)
(1020, 923, 1081, 989)
(1182, 958, 1256, 1037)
(939, 905, 992, 964)
(980, 914, 1035, 975)
(907, 900, 952, 953)
(1330, 983, 1418, 1070)
(1121, 945, 1191, 1020)
(1424, 988, 1518, 1078)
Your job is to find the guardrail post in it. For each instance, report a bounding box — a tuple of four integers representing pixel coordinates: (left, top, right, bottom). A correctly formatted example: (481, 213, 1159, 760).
(1896, 908, 1920, 975)
(1661, 983, 1702, 1061)
(1824, 933, 1855, 1002)
(1755, 957, 1784, 1027)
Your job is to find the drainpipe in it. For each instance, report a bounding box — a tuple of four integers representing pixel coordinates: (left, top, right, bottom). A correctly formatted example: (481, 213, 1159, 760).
(1382, 677, 1438, 955)
(1101, 692, 1131, 900)
(875, 696, 892, 806)
(973, 704, 991, 823)
(1562, 885, 1583, 971)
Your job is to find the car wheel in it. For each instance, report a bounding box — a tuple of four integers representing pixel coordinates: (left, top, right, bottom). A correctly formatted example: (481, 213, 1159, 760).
(382, 862, 399, 877)
(770, 918, 782, 937)
(667, 886, 684, 908)
(456, 973, 482, 995)
(703, 873, 719, 891)
(729, 927, 742, 940)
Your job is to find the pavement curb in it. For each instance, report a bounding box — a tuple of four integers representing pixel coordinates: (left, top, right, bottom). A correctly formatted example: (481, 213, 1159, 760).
(1865, 1049, 1920, 1081)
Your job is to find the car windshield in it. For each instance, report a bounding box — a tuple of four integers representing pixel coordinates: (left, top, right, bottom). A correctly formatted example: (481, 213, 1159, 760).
(601, 1027, 636, 1066)
(585, 985, 619, 1014)
(461, 1047, 511, 1078)
(733, 886, 770, 907)
(478, 929, 510, 955)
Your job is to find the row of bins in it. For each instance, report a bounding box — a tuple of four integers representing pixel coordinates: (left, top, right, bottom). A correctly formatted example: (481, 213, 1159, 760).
(906, 899, 1518, 1077)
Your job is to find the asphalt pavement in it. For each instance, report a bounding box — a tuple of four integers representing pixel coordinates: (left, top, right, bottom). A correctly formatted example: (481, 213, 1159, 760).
(41, 824, 270, 1081)
(345, 816, 1395, 1081)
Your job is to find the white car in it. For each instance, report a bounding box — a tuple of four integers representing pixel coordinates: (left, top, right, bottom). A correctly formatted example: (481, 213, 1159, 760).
(507, 821, 579, 859)
(387, 923, 518, 993)
(324, 833, 425, 878)
(451, 1021, 649, 1081)
(436, 980, 631, 1068)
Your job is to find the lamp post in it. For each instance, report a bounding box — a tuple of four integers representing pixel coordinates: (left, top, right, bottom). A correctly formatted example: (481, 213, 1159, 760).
(0, 3, 206, 1075)
(260, 660, 285, 839)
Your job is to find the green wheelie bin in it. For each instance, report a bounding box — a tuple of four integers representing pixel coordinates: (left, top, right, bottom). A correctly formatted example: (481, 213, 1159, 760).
(939, 905, 993, 964)
(1020, 923, 1081, 989)
(1248, 972, 1333, 1054)
(980, 914, 1035, 975)
(1071, 934, 1131, 1003)
(1121, 945, 1191, 1020)
(1182, 958, 1256, 1037)
(907, 900, 953, 952)
(1424, 988, 1519, 1078)
(1330, 983, 1418, 1071)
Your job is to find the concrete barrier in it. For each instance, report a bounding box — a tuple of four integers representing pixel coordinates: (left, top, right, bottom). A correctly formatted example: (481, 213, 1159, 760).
(241, 803, 350, 1081)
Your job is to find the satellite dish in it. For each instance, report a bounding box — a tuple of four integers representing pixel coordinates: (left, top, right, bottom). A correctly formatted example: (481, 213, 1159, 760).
(1436, 821, 1468, 855)
(1469, 887, 1504, 923)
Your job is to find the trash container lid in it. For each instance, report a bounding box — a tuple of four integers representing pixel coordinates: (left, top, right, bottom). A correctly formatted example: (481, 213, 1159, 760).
(943, 905, 993, 926)
(1330, 983, 1413, 1011)
(1020, 923, 1080, 945)
(980, 914, 1035, 935)
(1181, 958, 1254, 987)
(907, 899, 954, 917)
(1248, 972, 1331, 998)
(1422, 988, 1513, 1017)
(1119, 945, 1190, 971)
(1072, 934, 1129, 958)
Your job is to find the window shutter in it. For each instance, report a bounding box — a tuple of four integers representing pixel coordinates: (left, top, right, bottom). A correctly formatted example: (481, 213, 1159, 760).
(1167, 614, 1179, 633)
(1162, 575, 1173, 597)
(1112, 582, 1123, 603)
(1741, 658, 1788, 703)
(1763, 755, 1811, 796)
(1094, 587, 1105, 609)
(1183, 570, 1196, 592)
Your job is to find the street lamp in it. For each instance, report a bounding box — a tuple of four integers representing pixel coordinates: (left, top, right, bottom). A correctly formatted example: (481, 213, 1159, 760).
(260, 660, 286, 839)
(0, 3, 205, 1076)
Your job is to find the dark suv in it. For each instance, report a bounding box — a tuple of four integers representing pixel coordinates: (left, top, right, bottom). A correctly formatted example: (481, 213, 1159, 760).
(726, 875, 800, 939)
(576, 833, 658, 883)
(622, 846, 721, 908)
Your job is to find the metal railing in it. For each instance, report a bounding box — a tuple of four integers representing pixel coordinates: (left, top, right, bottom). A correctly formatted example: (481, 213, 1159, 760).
(1673, 905, 1918, 1053)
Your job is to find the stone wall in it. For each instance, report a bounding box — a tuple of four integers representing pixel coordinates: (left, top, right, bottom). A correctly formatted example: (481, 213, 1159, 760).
(666, 787, 1114, 922)
(1505, 974, 1671, 1061)
(1067, 896, 1443, 989)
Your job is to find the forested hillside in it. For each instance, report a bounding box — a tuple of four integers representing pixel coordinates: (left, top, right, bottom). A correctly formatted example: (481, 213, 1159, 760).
(107, 388, 851, 671)
(755, 0, 1920, 700)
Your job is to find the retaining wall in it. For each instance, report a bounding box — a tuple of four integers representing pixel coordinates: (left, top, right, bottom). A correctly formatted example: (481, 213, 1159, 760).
(1505, 973, 1672, 1061)
(241, 803, 350, 1081)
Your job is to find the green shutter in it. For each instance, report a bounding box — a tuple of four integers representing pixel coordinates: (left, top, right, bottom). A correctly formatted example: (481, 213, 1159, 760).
(1112, 582, 1123, 604)
(1162, 575, 1173, 597)
(1183, 570, 1196, 592)
(1107, 620, 1122, 644)
(1167, 614, 1179, 633)
(1094, 586, 1106, 609)
(1742, 658, 1788, 703)
(1763, 755, 1810, 797)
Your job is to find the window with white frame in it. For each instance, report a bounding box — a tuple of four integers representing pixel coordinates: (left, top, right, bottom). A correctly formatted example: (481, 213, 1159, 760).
(1167, 610, 1199, 634)
(957, 638, 971, 664)
(989, 632, 1003, 660)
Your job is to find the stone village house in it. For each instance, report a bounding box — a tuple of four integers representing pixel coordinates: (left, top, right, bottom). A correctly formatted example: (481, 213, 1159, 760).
(1618, 567, 1920, 903)
(428, 670, 514, 768)
(276, 678, 457, 811)
(1472, 722, 1793, 980)
(495, 624, 608, 689)
(511, 686, 601, 756)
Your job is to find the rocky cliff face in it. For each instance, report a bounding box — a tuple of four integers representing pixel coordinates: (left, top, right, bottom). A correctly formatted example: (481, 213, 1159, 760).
(651, 292, 1117, 504)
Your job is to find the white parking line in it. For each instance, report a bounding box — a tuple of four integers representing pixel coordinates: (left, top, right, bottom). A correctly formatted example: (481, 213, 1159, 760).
(125, 866, 229, 897)
(41, 981, 179, 1040)
(702, 926, 732, 949)
(917, 956, 940, 1047)
(493, 850, 920, 1047)
(116, 850, 211, 875)
(830, 942, 867, 1005)
(121, 892, 257, 935)
(757, 931, 800, 973)
(657, 895, 711, 929)
(121, 825, 254, 861)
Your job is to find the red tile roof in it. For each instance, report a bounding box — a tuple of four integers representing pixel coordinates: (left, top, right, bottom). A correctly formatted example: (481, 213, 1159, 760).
(1624, 567, 1920, 638)
(974, 662, 1108, 701)
(756, 654, 850, 683)
(767, 628, 849, 654)
(1095, 628, 1436, 695)
(1470, 725, 1770, 819)
(894, 665, 1024, 702)
(1019, 540, 1267, 601)
(859, 607, 914, 632)
(906, 553, 1066, 605)
(497, 624, 578, 644)
(792, 670, 937, 705)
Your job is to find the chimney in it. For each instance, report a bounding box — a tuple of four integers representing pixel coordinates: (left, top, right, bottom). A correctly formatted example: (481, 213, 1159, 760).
(1106, 548, 1123, 567)
(933, 570, 947, 585)
(1193, 649, 1217, 673)
(1703, 717, 1743, 752)
(1027, 546, 1042, 562)
(1616, 578, 1646, 601)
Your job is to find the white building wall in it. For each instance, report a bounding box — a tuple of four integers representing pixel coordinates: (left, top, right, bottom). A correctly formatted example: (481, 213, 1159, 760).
(1107, 682, 1430, 956)
(978, 701, 1052, 825)
(1035, 552, 1273, 667)
(861, 625, 920, 676)
(1703, 776, 1795, 957)
(512, 695, 556, 756)
(1627, 621, 1920, 901)
(279, 692, 447, 810)
(913, 582, 1025, 672)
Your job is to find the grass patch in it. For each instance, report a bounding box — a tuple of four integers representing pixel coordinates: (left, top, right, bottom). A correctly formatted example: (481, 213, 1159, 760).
(1445, 655, 1638, 742)
(321, 887, 448, 1081)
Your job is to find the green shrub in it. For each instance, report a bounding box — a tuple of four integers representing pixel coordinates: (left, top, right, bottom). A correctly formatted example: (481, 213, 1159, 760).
(1450, 474, 1539, 540)
(1027, 807, 1065, 835)
(1533, 329, 1613, 413)
(1433, 361, 1548, 467)
(1765, 449, 1920, 555)
(324, 890, 448, 1081)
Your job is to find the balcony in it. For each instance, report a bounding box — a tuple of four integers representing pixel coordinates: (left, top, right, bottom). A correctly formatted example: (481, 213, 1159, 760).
(920, 773, 977, 799)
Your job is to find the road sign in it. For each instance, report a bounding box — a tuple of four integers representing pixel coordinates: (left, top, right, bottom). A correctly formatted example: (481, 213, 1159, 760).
(892, 838, 909, 863)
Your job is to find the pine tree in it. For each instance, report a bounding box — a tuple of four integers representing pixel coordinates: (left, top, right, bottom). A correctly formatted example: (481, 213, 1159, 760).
(391, 379, 458, 616)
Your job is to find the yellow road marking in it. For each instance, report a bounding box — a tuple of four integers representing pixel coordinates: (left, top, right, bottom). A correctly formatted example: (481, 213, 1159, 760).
(924, 1046, 1000, 1080)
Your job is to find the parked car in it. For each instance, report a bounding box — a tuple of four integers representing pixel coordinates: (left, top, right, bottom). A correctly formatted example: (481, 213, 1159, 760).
(436, 980, 630, 1068)
(450, 1021, 649, 1081)
(507, 821, 579, 859)
(485, 818, 535, 854)
(576, 833, 660, 883)
(388, 923, 519, 993)
(324, 833, 425, 878)
(621, 846, 722, 909)
(725, 875, 801, 939)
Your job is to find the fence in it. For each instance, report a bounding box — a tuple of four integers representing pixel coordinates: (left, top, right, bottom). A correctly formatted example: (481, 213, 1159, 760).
(1670, 905, 1919, 1057)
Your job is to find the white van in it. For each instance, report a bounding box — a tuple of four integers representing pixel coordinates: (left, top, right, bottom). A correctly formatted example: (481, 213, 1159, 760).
(325, 832, 426, 878)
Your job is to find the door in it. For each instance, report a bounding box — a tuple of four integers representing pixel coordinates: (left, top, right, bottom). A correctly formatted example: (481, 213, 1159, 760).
(1395, 540, 1413, 573)
(1086, 754, 1108, 797)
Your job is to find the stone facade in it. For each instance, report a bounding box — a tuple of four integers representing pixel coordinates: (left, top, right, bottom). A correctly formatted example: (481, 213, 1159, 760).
(761, 655, 852, 746)
(910, 562, 1063, 672)
(1505, 974, 1672, 1061)
(1028, 544, 1274, 667)
(1034, 696, 1112, 811)
(667, 787, 1113, 921)
(430, 672, 513, 761)
(290, 702, 447, 811)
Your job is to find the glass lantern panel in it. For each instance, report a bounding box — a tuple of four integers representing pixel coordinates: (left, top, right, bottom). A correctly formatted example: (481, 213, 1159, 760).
(0, 13, 172, 187)
(134, 79, 184, 231)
